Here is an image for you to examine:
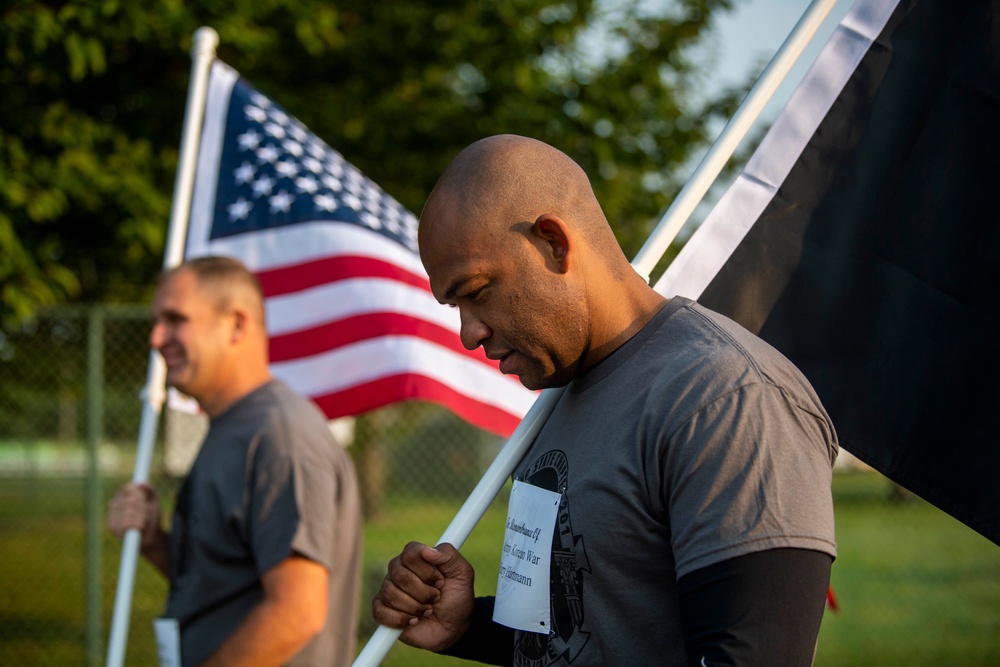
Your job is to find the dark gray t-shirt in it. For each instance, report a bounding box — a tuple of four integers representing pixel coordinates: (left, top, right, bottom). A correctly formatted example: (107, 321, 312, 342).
(165, 379, 362, 667)
(509, 298, 838, 666)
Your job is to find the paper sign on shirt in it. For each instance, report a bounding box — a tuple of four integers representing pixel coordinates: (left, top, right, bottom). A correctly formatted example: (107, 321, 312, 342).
(493, 479, 560, 633)
(153, 618, 181, 667)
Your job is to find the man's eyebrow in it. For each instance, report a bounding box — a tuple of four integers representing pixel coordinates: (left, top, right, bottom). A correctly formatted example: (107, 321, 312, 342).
(153, 308, 185, 322)
(442, 275, 476, 303)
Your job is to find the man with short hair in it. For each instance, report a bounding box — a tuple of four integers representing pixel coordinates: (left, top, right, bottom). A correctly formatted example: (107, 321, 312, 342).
(109, 256, 362, 667)
(372, 135, 838, 666)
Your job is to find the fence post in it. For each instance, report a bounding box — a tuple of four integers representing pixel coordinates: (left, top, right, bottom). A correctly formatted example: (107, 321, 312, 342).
(86, 305, 105, 667)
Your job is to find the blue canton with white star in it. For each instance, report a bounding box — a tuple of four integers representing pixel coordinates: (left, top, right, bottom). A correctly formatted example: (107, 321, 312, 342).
(210, 77, 419, 253)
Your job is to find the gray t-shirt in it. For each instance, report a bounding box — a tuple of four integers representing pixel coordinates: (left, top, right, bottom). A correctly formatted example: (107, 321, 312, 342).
(165, 379, 362, 667)
(509, 297, 838, 666)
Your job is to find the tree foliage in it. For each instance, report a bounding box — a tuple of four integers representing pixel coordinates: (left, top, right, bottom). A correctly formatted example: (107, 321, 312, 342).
(1, 0, 742, 328)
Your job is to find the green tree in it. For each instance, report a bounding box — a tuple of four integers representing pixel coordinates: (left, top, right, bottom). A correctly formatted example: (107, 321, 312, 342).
(1, 0, 742, 328)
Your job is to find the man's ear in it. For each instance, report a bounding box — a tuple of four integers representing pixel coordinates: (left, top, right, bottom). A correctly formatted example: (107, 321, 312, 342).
(532, 214, 571, 273)
(229, 308, 249, 344)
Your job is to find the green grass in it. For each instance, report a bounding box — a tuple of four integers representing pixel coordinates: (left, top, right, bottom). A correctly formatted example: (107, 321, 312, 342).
(358, 491, 510, 667)
(0, 476, 170, 667)
(0, 472, 998, 666)
(815, 473, 1000, 666)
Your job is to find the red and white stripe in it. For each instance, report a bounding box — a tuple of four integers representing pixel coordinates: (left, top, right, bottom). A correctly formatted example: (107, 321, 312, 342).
(182, 64, 537, 436)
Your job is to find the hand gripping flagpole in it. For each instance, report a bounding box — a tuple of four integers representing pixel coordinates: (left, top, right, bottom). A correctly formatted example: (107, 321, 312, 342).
(104, 27, 219, 667)
(351, 0, 839, 664)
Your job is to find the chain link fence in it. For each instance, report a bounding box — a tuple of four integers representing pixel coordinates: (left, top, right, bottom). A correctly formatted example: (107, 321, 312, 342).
(1, 306, 998, 666)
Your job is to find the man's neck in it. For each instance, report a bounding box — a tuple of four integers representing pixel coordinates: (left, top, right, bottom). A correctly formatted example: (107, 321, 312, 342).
(199, 371, 273, 419)
(581, 287, 667, 375)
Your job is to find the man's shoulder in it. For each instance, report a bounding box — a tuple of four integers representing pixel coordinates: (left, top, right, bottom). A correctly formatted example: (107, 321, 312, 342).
(263, 379, 317, 409)
(647, 299, 829, 427)
(656, 299, 799, 374)
(237, 379, 312, 416)
(642, 300, 749, 370)
(225, 380, 339, 449)
(634, 299, 799, 412)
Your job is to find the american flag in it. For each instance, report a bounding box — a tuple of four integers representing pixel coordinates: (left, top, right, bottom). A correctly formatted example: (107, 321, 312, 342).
(183, 60, 536, 436)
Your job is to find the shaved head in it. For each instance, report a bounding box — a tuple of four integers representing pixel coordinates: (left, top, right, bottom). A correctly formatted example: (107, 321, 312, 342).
(414, 134, 664, 388)
(420, 134, 624, 265)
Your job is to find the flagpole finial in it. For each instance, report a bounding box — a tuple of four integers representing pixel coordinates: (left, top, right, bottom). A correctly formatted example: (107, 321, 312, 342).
(192, 26, 219, 58)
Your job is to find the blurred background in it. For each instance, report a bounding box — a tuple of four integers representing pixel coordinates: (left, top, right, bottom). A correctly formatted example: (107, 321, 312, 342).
(1, 1, 997, 665)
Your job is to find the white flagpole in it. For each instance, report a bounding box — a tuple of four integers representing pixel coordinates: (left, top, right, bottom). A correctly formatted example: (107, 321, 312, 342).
(104, 26, 219, 667)
(351, 0, 840, 665)
(632, 0, 839, 282)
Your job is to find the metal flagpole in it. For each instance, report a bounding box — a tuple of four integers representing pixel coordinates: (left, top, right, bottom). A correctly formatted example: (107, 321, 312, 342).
(350, 0, 840, 664)
(104, 26, 219, 667)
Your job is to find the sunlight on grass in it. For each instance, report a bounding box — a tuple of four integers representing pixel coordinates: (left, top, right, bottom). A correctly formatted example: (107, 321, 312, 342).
(0, 472, 997, 666)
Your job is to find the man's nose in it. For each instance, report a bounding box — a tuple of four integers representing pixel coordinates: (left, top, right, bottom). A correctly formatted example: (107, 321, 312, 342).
(458, 308, 491, 351)
(149, 321, 166, 350)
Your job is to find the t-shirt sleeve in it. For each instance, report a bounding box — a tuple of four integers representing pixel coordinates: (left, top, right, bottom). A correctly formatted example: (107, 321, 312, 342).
(288, 459, 338, 568)
(663, 381, 837, 578)
(246, 409, 340, 575)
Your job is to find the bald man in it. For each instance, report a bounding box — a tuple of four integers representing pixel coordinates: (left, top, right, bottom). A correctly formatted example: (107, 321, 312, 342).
(108, 257, 362, 667)
(372, 136, 838, 666)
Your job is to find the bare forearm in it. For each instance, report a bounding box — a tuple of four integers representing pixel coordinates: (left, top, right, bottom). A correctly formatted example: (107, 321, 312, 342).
(199, 556, 329, 667)
(199, 600, 321, 667)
